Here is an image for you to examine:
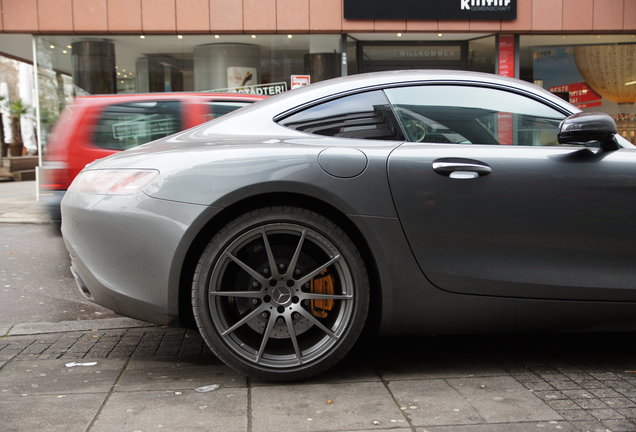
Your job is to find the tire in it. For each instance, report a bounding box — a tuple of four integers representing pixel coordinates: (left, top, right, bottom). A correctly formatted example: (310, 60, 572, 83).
(192, 206, 369, 382)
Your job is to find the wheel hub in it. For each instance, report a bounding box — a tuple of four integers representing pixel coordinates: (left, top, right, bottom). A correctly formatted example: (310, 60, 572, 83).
(271, 285, 293, 306)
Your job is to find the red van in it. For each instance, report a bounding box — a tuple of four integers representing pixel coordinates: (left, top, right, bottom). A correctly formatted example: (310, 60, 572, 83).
(41, 92, 264, 224)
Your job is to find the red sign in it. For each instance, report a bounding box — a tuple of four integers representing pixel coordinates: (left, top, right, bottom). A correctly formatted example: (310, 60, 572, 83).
(497, 35, 515, 78)
(548, 82, 602, 108)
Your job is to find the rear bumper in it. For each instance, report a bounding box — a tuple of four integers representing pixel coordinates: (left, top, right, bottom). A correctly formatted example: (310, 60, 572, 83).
(62, 190, 216, 325)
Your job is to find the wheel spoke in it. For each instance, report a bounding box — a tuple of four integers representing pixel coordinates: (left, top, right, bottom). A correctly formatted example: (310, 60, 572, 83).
(225, 252, 268, 285)
(302, 292, 353, 301)
(221, 305, 265, 337)
(295, 255, 341, 286)
(287, 229, 306, 276)
(256, 313, 276, 362)
(261, 229, 279, 277)
(285, 316, 303, 365)
(209, 290, 262, 298)
(297, 308, 338, 340)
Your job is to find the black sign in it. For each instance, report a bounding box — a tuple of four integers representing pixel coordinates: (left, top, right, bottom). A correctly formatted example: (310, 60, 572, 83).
(344, 0, 516, 21)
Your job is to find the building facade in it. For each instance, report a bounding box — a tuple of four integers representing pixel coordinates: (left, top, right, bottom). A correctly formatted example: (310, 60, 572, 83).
(0, 0, 634, 154)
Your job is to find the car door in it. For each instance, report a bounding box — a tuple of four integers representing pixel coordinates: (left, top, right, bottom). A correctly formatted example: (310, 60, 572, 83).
(386, 84, 636, 301)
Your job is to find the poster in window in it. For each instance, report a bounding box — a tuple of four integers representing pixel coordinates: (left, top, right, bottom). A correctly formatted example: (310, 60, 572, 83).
(227, 67, 258, 89)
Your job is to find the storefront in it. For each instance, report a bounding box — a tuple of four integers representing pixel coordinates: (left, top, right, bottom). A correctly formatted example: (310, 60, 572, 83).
(0, 0, 634, 155)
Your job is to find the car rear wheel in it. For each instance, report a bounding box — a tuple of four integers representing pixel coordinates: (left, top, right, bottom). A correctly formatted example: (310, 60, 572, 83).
(192, 206, 369, 381)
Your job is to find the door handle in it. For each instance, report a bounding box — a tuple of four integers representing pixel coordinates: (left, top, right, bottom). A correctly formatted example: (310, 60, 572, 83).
(432, 159, 492, 178)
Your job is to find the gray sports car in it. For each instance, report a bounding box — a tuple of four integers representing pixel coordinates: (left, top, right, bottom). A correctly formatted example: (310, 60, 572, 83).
(62, 70, 636, 381)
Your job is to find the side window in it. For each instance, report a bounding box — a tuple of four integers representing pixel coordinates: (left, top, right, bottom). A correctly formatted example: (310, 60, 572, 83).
(204, 100, 252, 121)
(93, 100, 183, 150)
(279, 90, 404, 141)
(384, 85, 566, 146)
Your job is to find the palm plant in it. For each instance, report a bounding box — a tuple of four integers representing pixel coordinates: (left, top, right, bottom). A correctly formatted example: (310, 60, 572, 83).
(8, 99, 29, 157)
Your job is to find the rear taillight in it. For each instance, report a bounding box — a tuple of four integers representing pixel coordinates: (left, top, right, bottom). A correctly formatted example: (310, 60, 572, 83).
(40, 161, 71, 191)
(69, 169, 158, 195)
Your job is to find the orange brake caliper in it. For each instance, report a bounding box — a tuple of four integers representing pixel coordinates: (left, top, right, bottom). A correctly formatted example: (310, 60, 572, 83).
(310, 270, 335, 318)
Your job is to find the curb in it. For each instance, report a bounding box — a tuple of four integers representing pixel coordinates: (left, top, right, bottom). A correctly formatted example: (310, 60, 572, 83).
(0, 317, 157, 337)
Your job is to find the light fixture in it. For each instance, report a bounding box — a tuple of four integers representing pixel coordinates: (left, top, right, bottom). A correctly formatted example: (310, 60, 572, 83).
(66, 44, 72, 49)
(214, 34, 220, 39)
(62, 49, 68, 54)
(396, 33, 402, 37)
(140, 35, 146, 39)
(49, 44, 55, 49)
(117, 72, 121, 76)
(626, 81, 636, 86)
(251, 34, 256, 39)
(177, 34, 183, 39)
(437, 33, 443, 37)
(287, 34, 293, 39)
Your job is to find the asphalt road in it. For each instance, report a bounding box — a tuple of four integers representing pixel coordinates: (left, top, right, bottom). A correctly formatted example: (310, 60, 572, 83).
(0, 224, 119, 325)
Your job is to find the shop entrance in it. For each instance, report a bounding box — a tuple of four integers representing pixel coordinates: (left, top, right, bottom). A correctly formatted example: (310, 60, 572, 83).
(357, 41, 468, 73)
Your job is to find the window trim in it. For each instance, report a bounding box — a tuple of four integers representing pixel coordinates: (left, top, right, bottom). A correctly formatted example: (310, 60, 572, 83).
(274, 80, 576, 125)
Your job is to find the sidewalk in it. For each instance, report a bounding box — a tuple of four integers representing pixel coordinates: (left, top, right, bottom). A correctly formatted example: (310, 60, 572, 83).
(3, 322, 636, 432)
(0, 180, 49, 224)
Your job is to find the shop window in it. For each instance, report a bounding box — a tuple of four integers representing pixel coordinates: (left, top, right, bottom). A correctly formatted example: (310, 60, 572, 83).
(93, 101, 183, 150)
(384, 85, 566, 146)
(279, 90, 404, 141)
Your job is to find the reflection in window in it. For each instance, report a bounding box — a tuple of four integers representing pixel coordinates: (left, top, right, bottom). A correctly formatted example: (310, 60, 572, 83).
(93, 101, 182, 150)
(279, 90, 404, 141)
(204, 100, 252, 121)
(384, 85, 566, 146)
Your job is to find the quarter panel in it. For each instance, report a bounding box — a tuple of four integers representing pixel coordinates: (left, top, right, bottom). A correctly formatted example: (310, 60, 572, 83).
(62, 190, 209, 321)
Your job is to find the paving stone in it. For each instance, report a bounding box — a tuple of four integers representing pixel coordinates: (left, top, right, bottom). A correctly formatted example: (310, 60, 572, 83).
(552, 380, 583, 391)
(251, 381, 405, 432)
(533, 390, 567, 401)
(616, 407, 636, 417)
(1, 394, 105, 432)
(0, 358, 125, 395)
(575, 398, 608, 410)
(253, 353, 380, 386)
(547, 399, 580, 411)
(601, 418, 636, 432)
(116, 358, 246, 391)
(379, 359, 506, 381)
(0, 324, 11, 336)
(601, 397, 636, 409)
(558, 410, 595, 421)
(569, 420, 609, 432)
(421, 421, 577, 432)
(389, 379, 484, 427)
(587, 408, 624, 420)
(91, 388, 247, 432)
(510, 372, 543, 383)
(447, 376, 562, 423)
(590, 388, 624, 398)
(542, 373, 572, 382)
(523, 381, 555, 391)
(561, 389, 595, 399)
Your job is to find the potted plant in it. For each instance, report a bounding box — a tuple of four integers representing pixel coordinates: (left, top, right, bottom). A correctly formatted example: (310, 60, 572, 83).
(8, 99, 29, 157)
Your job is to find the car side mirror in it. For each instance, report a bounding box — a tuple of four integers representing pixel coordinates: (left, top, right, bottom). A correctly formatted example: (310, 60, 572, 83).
(558, 112, 619, 151)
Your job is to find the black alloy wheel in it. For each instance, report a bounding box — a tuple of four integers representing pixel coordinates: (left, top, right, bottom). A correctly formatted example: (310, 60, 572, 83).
(192, 206, 369, 381)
